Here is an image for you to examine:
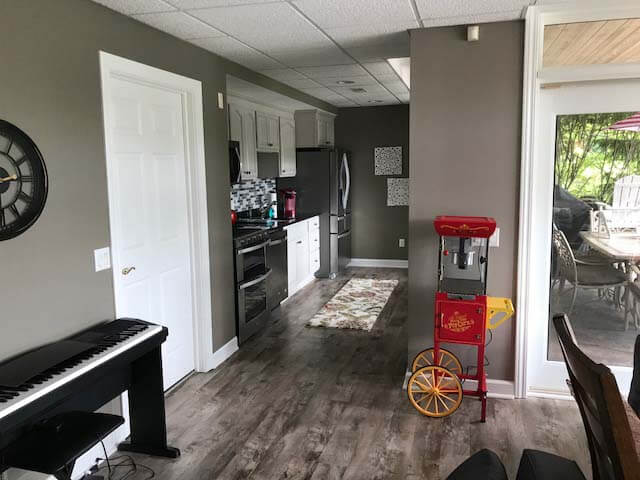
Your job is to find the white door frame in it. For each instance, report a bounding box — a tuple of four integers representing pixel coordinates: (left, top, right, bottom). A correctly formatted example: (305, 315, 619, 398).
(99, 51, 215, 373)
(516, 0, 640, 398)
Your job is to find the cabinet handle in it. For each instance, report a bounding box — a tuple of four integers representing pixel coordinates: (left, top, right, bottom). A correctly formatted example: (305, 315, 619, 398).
(268, 143, 273, 146)
(243, 171, 251, 174)
(282, 170, 286, 173)
(297, 240, 302, 244)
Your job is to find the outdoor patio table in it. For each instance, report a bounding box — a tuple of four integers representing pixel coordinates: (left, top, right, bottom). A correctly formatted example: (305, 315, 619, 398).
(580, 231, 640, 329)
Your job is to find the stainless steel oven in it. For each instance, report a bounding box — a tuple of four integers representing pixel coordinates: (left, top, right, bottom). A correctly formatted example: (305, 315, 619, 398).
(234, 229, 272, 344)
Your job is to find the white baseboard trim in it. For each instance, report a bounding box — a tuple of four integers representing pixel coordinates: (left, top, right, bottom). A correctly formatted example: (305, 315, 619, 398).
(527, 388, 574, 401)
(403, 370, 515, 399)
(205, 336, 239, 372)
(348, 258, 408, 268)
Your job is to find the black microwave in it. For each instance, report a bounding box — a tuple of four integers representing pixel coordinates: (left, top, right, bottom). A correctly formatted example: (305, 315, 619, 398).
(229, 140, 241, 184)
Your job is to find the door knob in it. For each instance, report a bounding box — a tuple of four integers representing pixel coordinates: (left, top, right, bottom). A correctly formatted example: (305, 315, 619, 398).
(122, 266, 136, 275)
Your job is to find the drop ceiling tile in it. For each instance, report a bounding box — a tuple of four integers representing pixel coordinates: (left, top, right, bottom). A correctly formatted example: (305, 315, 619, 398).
(324, 23, 415, 49)
(93, 0, 176, 14)
(167, 0, 275, 8)
(190, 3, 334, 53)
(396, 92, 410, 103)
(420, 10, 524, 27)
(383, 80, 409, 94)
(280, 78, 325, 89)
(133, 11, 226, 39)
(259, 69, 308, 81)
(292, 0, 417, 29)
(415, 0, 532, 19)
(346, 42, 410, 62)
(361, 61, 396, 76)
(300, 86, 345, 98)
(190, 36, 284, 70)
(315, 75, 379, 88)
(270, 47, 354, 67)
(297, 64, 367, 78)
(373, 73, 402, 83)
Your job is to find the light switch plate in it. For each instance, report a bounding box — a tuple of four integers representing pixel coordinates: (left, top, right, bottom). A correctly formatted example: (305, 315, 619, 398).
(399, 238, 406, 248)
(489, 228, 500, 247)
(217, 92, 224, 110)
(94, 247, 111, 272)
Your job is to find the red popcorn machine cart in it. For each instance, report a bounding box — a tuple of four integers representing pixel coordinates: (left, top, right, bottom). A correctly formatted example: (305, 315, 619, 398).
(407, 216, 514, 422)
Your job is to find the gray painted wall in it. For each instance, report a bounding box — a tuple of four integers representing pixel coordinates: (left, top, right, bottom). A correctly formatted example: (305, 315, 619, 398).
(0, 0, 335, 361)
(408, 22, 523, 381)
(335, 105, 409, 260)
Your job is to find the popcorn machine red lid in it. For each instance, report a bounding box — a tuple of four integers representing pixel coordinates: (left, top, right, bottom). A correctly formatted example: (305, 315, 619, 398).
(434, 216, 496, 238)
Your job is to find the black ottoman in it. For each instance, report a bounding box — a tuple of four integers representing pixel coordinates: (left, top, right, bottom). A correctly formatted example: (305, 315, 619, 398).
(516, 449, 586, 480)
(446, 449, 508, 480)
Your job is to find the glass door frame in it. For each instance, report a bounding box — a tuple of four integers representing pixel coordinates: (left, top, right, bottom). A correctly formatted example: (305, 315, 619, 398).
(518, 1, 640, 399)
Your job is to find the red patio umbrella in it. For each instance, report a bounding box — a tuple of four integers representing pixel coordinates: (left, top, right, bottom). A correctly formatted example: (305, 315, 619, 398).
(609, 112, 640, 132)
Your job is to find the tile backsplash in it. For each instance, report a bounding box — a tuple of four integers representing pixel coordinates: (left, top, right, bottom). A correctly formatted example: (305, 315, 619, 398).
(231, 178, 276, 212)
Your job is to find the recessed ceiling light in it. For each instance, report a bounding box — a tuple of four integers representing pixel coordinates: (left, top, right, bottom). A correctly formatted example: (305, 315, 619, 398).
(350, 87, 367, 93)
(336, 80, 355, 85)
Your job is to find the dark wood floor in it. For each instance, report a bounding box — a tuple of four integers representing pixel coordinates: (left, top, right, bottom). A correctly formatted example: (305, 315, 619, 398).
(122, 268, 591, 480)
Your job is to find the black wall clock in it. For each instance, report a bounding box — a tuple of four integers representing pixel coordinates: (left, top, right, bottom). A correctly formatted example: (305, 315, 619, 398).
(0, 120, 48, 241)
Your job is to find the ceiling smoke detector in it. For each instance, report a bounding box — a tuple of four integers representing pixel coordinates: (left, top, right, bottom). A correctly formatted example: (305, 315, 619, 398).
(350, 87, 367, 93)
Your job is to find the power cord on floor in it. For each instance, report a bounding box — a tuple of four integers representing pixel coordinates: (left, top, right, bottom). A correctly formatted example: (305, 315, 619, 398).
(459, 329, 494, 383)
(88, 440, 155, 480)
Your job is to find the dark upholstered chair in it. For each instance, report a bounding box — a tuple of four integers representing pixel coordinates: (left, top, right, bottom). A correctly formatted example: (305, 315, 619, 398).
(553, 314, 640, 480)
(630, 335, 640, 417)
(446, 449, 585, 480)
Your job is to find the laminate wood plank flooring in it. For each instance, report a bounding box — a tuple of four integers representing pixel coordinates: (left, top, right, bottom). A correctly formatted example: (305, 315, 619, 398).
(119, 268, 590, 480)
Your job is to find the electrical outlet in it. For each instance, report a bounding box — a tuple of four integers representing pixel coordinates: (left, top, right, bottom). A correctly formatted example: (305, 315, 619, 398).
(399, 238, 406, 248)
(94, 247, 111, 272)
(489, 228, 500, 247)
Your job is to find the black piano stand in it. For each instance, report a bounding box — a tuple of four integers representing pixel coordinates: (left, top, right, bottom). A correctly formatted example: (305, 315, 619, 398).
(117, 346, 180, 458)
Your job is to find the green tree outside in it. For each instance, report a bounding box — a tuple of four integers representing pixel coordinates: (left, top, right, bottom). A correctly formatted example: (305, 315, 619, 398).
(555, 112, 640, 204)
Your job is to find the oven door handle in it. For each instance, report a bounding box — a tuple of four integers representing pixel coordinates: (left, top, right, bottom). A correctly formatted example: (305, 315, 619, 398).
(239, 269, 272, 290)
(268, 239, 285, 246)
(237, 240, 269, 255)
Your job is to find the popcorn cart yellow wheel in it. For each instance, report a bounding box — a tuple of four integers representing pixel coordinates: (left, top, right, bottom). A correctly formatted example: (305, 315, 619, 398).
(407, 365, 463, 418)
(411, 347, 462, 374)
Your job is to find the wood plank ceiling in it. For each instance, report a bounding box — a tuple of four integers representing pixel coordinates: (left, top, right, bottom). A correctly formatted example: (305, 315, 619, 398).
(544, 19, 640, 67)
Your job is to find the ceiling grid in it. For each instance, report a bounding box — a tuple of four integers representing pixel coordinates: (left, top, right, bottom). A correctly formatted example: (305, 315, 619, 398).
(92, 0, 536, 107)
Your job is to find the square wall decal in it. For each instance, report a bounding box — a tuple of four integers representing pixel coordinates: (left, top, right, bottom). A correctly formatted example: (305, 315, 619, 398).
(387, 178, 409, 206)
(374, 146, 402, 175)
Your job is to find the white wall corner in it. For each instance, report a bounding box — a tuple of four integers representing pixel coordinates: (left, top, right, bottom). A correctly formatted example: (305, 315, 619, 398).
(205, 336, 239, 372)
(348, 258, 408, 269)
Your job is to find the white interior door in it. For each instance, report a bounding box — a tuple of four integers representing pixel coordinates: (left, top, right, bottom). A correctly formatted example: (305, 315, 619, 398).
(105, 76, 195, 390)
(527, 79, 640, 397)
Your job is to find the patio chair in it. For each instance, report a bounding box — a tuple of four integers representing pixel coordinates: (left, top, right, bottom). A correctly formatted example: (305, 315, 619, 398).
(613, 175, 640, 209)
(552, 225, 626, 316)
(553, 314, 640, 480)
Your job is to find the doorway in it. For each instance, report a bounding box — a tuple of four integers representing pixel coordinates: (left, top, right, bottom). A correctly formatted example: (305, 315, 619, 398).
(99, 52, 214, 390)
(526, 79, 640, 396)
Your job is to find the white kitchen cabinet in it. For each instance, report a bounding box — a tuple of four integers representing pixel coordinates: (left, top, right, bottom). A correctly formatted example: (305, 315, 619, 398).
(228, 104, 243, 143)
(294, 110, 336, 148)
(228, 103, 258, 180)
(285, 216, 320, 297)
(256, 111, 280, 152)
(241, 109, 258, 180)
(279, 117, 296, 177)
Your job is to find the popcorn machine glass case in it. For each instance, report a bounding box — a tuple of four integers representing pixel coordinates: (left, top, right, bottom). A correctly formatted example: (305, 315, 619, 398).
(407, 216, 514, 423)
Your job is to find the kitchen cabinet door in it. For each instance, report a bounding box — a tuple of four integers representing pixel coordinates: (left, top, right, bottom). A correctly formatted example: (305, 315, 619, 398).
(294, 236, 309, 286)
(241, 109, 257, 180)
(268, 116, 280, 150)
(287, 238, 298, 295)
(279, 118, 296, 177)
(228, 103, 243, 142)
(317, 118, 327, 146)
(256, 112, 279, 151)
(325, 118, 335, 146)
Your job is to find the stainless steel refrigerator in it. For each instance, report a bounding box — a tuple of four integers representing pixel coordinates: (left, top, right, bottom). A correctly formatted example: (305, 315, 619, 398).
(277, 147, 351, 278)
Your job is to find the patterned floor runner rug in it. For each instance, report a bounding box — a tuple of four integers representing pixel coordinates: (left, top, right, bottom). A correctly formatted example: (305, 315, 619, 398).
(307, 277, 399, 331)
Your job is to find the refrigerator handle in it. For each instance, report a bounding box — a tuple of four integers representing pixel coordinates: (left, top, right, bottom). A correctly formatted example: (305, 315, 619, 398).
(341, 153, 350, 211)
